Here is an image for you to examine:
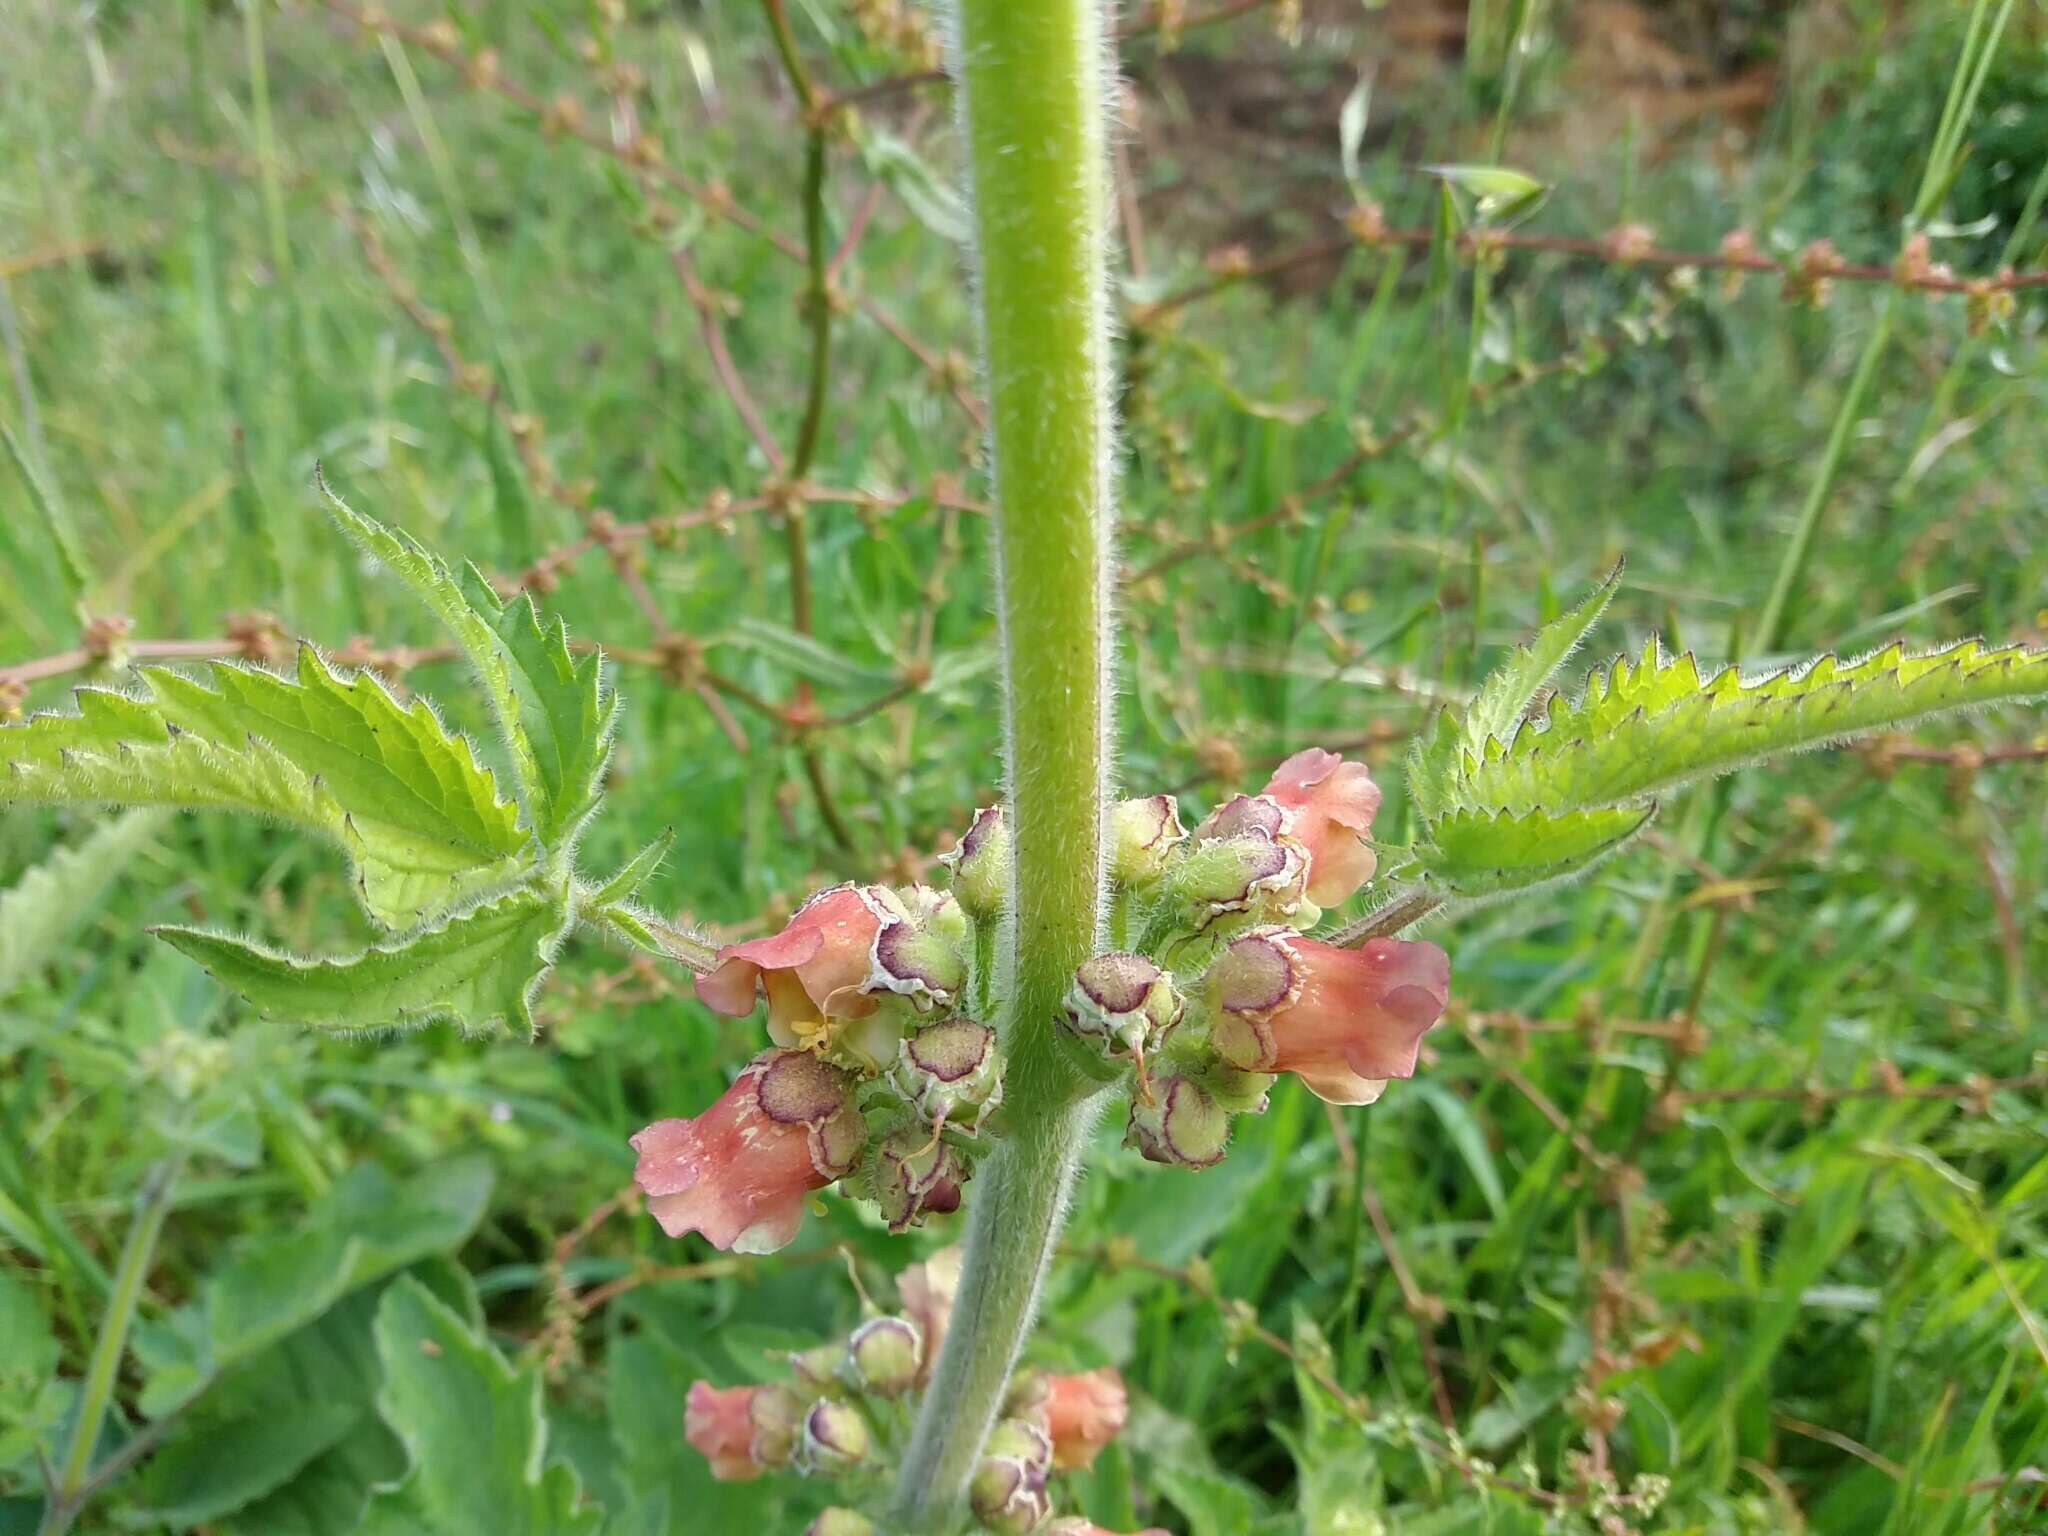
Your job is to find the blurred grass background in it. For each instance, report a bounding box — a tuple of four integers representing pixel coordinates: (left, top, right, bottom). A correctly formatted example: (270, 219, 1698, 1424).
(2, 0, 2046, 1531)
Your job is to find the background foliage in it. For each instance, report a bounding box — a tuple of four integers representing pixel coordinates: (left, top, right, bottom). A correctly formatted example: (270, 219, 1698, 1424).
(2, 0, 2046, 1532)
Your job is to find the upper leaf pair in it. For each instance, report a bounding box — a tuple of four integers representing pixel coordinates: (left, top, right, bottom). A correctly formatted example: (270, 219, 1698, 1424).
(0, 482, 630, 1034)
(1405, 563, 2048, 905)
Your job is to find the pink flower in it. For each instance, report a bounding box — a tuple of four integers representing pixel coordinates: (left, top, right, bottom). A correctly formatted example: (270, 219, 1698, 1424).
(1047, 1523, 1172, 1536)
(694, 884, 889, 1047)
(1261, 748, 1381, 906)
(630, 1049, 865, 1254)
(1206, 930, 1448, 1105)
(1042, 1367, 1129, 1470)
(684, 1380, 799, 1480)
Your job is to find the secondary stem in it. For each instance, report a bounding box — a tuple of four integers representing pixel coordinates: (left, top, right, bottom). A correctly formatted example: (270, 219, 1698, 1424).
(891, 0, 1116, 1526)
(42, 1152, 184, 1536)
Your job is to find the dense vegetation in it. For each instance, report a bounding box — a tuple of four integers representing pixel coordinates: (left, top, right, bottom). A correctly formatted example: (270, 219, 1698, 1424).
(2, 1, 2044, 1532)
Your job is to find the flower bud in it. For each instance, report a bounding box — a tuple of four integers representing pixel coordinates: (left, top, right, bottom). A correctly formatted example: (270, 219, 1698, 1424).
(1125, 1073, 1231, 1168)
(846, 1315, 924, 1397)
(631, 1049, 865, 1254)
(1042, 1368, 1128, 1469)
(871, 885, 971, 1008)
(898, 1247, 963, 1379)
(891, 1019, 1004, 1131)
(971, 1418, 1054, 1534)
(1165, 820, 1309, 935)
(1062, 953, 1182, 1067)
(868, 1124, 970, 1233)
(789, 1341, 848, 1398)
(942, 805, 1010, 920)
(684, 1381, 802, 1480)
(806, 1512, 877, 1536)
(798, 1398, 872, 1473)
(1107, 794, 1183, 887)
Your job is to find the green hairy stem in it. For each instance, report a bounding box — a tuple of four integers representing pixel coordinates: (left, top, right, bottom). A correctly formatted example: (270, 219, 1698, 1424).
(891, 0, 1117, 1526)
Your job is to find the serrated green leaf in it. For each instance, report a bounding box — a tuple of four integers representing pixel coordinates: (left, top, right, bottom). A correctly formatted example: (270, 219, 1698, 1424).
(321, 482, 615, 849)
(366, 1275, 604, 1536)
(154, 887, 570, 1035)
(0, 656, 528, 929)
(0, 808, 166, 996)
(462, 567, 617, 845)
(1462, 563, 1621, 763)
(1419, 803, 1655, 898)
(1411, 564, 1622, 818)
(143, 646, 521, 855)
(1451, 638, 2048, 815)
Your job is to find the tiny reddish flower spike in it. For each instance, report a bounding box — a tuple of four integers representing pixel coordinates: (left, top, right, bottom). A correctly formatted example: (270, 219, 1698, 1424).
(1042, 1367, 1129, 1470)
(1261, 747, 1381, 906)
(684, 1380, 800, 1481)
(693, 883, 889, 1046)
(1207, 930, 1449, 1105)
(630, 1048, 863, 1253)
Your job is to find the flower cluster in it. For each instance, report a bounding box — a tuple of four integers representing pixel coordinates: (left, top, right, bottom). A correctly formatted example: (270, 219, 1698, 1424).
(1074, 748, 1449, 1168)
(680, 1250, 1161, 1535)
(631, 882, 995, 1253)
(635, 747, 1446, 1524)
(629, 747, 1448, 1254)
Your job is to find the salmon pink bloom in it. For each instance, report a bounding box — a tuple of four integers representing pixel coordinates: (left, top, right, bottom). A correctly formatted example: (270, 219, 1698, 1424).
(1205, 930, 1448, 1105)
(1041, 1367, 1129, 1469)
(1261, 748, 1381, 906)
(1047, 1523, 1171, 1536)
(694, 884, 891, 1048)
(630, 1048, 864, 1254)
(684, 1380, 800, 1480)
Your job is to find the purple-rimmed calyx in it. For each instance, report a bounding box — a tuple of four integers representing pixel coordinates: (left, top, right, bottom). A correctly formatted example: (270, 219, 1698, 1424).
(942, 804, 1010, 921)
(1164, 810, 1310, 938)
(892, 1018, 1004, 1131)
(868, 885, 970, 1011)
(1062, 953, 1182, 1076)
(1108, 794, 1184, 888)
(970, 1417, 1054, 1535)
(867, 1122, 970, 1233)
(797, 1398, 872, 1474)
(845, 1314, 924, 1396)
(1125, 1072, 1232, 1169)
